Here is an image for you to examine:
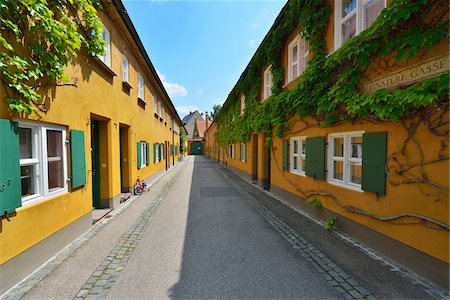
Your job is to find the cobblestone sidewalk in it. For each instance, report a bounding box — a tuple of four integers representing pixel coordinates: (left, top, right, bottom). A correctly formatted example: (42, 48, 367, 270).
(74, 173, 179, 299)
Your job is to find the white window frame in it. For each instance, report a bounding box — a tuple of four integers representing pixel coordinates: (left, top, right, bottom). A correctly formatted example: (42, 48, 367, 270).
(18, 121, 68, 207)
(99, 24, 111, 67)
(290, 137, 306, 176)
(140, 142, 147, 167)
(334, 0, 386, 50)
(155, 143, 159, 162)
(160, 144, 164, 160)
(122, 55, 129, 83)
(229, 144, 235, 159)
(240, 95, 245, 116)
(159, 101, 163, 117)
(138, 73, 144, 99)
(288, 35, 309, 83)
(263, 66, 272, 101)
(240, 143, 246, 162)
(154, 95, 158, 115)
(327, 131, 364, 191)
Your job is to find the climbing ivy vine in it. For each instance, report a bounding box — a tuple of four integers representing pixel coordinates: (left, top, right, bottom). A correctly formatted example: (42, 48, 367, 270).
(0, 0, 104, 115)
(216, 0, 448, 145)
(215, 0, 449, 230)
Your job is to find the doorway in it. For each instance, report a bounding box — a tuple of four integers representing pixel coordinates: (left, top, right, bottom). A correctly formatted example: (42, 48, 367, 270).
(119, 125, 130, 193)
(91, 120, 100, 208)
(252, 134, 258, 184)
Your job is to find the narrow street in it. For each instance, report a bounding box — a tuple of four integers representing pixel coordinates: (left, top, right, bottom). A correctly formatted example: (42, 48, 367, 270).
(4, 156, 441, 299)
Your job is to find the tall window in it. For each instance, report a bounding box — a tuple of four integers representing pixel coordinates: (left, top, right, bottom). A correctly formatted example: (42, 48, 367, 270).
(240, 143, 246, 162)
(263, 66, 272, 101)
(140, 142, 148, 167)
(154, 95, 158, 115)
(155, 144, 159, 162)
(328, 131, 363, 190)
(138, 73, 144, 99)
(334, 0, 385, 49)
(240, 95, 245, 116)
(229, 144, 235, 159)
(288, 35, 309, 82)
(19, 122, 67, 206)
(122, 56, 129, 83)
(290, 137, 306, 175)
(159, 101, 163, 117)
(98, 24, 111, 67)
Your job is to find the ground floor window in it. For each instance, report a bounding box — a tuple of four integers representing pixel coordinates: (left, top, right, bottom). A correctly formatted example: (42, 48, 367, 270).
(290, 137, 306, 175)
(19, 121, 68, 206)
(140, 142, 148, 167)
(328, 131, 363, 190)
(229, 144, 235, 159)
(240, 143, 246, 162)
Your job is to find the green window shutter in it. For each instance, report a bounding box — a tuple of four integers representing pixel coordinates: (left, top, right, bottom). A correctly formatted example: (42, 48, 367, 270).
(0, 120, 21, 216)
(305, 137, 325, 179)
(70, 130, 86, 189)
(146, 143, 150, 165)
(282, 139, 289, 171)
(137, 142, 141, 169)
(153, 143, 157, 163)
(362, 132, 387, 196)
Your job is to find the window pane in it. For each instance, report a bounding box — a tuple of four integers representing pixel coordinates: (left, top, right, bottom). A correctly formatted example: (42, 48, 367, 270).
(293, 156, 298, 170)
(301, 140, 306, 155)
(333, 160, 344, 180)
(350, 162, 362, 184)
(19, 128, 33, 159)
(301, 157, 306, 173)
(364, 0, 384, 29)
(342, 14, 356, 43)
(292, 45, 298, 62)
(342, 0, 356, 17)
(292, 64, 298, 79)
(293, 140, 298, 154)
(21, 165, 35, 196)
(333, 137, 344, 157)
(47, 130, 64, 190)
(351, 136, 362, 158)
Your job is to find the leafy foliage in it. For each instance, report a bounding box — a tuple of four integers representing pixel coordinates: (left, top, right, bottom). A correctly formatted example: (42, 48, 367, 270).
(215, 0, 449, 146)
(325, 216, 337, 230)
(306, 198, 322, 208)
(180, 127, 187, 154)
(0, 0, 105, 114)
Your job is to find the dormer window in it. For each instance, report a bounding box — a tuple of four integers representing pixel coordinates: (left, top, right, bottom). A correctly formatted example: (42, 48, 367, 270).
(263, 66, 272, 101)
(240, 95, 245, 116)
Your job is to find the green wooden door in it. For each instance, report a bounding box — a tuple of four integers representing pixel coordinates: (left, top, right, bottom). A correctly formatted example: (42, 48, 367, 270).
(91, 120, 101, 208)
(190, 142, 203, 155)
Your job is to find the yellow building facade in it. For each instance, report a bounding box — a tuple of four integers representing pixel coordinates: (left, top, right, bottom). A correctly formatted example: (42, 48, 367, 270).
(0, 0, 183, 293)
(205, 0, 449, 289)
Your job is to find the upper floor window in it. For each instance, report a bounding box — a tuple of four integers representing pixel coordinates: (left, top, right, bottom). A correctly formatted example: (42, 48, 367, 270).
(19, 122, 68, 206)
(98, 24, 111, 67)
(328, 131, 363, 190)
(334, 0, 385, 49)
(138, 73, 144, 99)
(290, 137, 306, 175)
(240, 95, 245, 116)
(288, 35, 309, 82)
(122, 56, 129, 83)
(159, 100, 163, 117)
(263, 66, 272, 101)
(154, 95, 158, 115)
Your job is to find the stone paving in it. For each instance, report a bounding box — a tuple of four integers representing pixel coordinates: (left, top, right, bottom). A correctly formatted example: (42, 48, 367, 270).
(74, 173, 178, 299)
(214, 162, 376, 300)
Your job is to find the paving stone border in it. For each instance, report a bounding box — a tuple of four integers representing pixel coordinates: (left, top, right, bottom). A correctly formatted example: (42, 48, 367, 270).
(73, 172, 179, 299)
(214, 164, 376, 300)
(0, 161, 184, 300)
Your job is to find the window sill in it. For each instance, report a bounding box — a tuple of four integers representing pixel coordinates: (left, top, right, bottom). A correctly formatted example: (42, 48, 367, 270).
(137, 97, 147, 109)
(327, 180, 363, 192)
(289, 170, 306, 177)
(94, 58, 117, 77)
(20, 189, 69, 209)
(122, 81, 133, 90)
